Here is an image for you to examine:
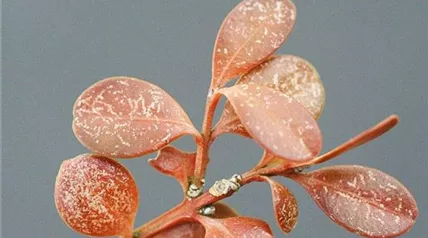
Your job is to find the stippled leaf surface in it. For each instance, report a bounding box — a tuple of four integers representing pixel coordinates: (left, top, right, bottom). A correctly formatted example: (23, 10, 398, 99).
(290, 165, 418, 237)
(218, 83, 322, 161)
(262, 176, 298, 233)
(55, 154, 138, 237)
(73, 77, 199, 158)
(212, 0, 296, 87)
(148, 146, 196, 193)
(213, 55, 324, 139)
(197, 216, 273, 238)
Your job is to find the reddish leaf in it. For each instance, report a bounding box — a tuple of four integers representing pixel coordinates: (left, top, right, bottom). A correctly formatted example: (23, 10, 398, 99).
(212, 0, 296, 88)
(239, 55, 325, 118)
(197, 216, 273, 238)
(212, 202, 239, 218)
(73, 76, 199, 158)
(150, 221, 206, 238)
(217, 83, 322, 161)
(55, 154, 139, 237)
(290, 165, 419, 237)
(262, 176, 298, 233)
(148, 146, 196, 193)
(213, 55, 324, 140)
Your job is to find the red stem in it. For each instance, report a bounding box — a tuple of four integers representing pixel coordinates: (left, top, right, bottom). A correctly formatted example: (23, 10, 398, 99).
(194, 90, 222, 186)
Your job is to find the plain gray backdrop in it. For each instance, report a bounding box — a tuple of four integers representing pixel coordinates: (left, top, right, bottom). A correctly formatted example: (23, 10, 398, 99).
(2, 0, 427, 237)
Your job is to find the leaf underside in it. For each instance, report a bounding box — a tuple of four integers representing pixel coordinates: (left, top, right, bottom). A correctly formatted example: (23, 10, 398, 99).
(149, 146, 196, 194)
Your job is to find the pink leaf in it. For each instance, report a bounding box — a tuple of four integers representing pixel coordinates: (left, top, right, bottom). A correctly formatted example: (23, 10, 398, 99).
(150, 220, 206, 238)
(290, 165, 419, 237)
(212, 0, 296, 88)
(212, 202, 239, 219)
(148, 146, 196, 193)
(73, 77, 199, 158)
(217, 83, 322, 161)
(262, 176, 298, 233)
(197, 216, 273, 238)
(213, 55, 324, 139)
(55, 154, 139, 237)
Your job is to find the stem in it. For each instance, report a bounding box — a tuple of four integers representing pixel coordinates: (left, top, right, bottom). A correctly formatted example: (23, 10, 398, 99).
(193, 90, 222, 186)
(309, 114, 399, 165)
(133, 170, 266, 237)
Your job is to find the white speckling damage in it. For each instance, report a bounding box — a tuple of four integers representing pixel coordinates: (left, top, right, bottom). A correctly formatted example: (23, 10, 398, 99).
(197, 216, 273, 238)
(212, 0, 296, 87)
(218, 82, 322, 161)
(73, 77, 198, 158)
(293, 165, 419, 237)
(54, 154, 138, 236)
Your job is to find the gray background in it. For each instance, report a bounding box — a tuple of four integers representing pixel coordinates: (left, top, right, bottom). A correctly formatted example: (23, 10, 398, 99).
(2, 0, 427, 237)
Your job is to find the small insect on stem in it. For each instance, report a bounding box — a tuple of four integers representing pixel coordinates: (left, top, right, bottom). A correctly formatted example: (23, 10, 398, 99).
(187, 178, 205, 198)
(209, 174, 242, 197)
(198, 205, 216, 216)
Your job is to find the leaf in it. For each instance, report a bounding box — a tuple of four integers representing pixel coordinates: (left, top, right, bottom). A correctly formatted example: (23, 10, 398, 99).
(148, 146, 196, 193)
(73, 76, 199, 158)
(212, 202, 239, 218)
(217, 83, 322, 161)
(213, 55, 324, 140)
(197, 216, 273, 238)
(212, 0, 296, 88)
(55, 154, 139, 237)
(150, 221, 206, 238)
(289, 165, 419, 237)
(262, 176, 298, 233)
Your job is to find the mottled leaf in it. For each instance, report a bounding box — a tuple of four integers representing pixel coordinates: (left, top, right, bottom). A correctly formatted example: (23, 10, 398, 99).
(290, 165, 418, 237)
(55, 154, 139, 237)
(197, 216, 273, 238)
(150, 221, 206, 238)
(148, 146, 196, 193)
(212, 0, 296, 87)
(73, 76, 199, 158)
(217, 83, 322, 161)
(213, 55, 324, 140)
(212, 202, 239, 218)
(262, 176, 298, 233)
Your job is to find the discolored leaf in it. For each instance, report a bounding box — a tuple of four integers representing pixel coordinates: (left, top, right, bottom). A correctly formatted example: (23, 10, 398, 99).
(148, 146, 196, 193)
(212, 0, 296, 88)
(217, 83, 322, 161)
(55, 154, 139, 237)
(262, 176, 298, 233)
(197, 216, 273, 238)
(213, 55, 324, 141)
(289, 165, 418, 237)
(212, 202, 239, 219)
(149, 220, 206, 238)
(73, 76, 199, 158)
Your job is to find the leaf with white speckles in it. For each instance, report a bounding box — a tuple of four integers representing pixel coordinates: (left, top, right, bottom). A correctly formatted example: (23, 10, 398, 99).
(217, 83, 322, 162)
(148, 146, 196, 194)
(289, 165, 419, 237)
(212, 0, 296, 88)
(262, 176, 298, 233)
(73, 77, 199, 158)
(150, 220, 206, 238)
(212, 202, 239, 219)
(213, 55, 324, 140)
(55, 154, 139, 237)
(197, 216, 273, 238)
